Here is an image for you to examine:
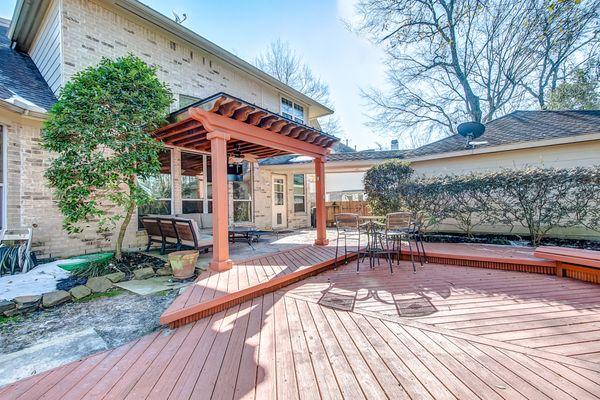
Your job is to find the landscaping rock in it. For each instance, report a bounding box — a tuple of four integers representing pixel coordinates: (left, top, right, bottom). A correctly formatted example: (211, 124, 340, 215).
(70, 285, 92, 300)
(86, 277, 113, 293)
(0, 299, 15, 313)
(5, 296, 40, 316)
(155, 267, 172, 276)
(3, 306, 36, 317)
(133, 267, 155, 280)
(13, 295, 41, 309)
(104, 272, 126, 283)
(42, 291, 71, 308)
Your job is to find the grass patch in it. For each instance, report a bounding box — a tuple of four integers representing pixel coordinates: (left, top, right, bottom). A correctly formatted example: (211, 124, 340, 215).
(0, 315, 24, 325)
(75, 289, 125, 303)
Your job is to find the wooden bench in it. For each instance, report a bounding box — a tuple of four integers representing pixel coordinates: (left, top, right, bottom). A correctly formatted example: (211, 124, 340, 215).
(534, 246, 600, 284)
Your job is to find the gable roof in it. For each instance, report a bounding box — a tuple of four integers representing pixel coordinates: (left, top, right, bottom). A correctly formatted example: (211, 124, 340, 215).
(0, 18, 56, 113)
(407, 110, 600, 158)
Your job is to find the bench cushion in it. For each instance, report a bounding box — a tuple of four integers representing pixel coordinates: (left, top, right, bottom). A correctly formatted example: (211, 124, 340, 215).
(533, 246, 600, 269)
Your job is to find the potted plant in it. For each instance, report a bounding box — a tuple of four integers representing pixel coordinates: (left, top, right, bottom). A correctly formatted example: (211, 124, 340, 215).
(168, 250, 199, 279)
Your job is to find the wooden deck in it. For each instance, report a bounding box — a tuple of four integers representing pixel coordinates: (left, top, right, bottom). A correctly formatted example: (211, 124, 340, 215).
(283, 260, 600, 363)
(160, 245, 351, 327)
(3, 244, 600, 399)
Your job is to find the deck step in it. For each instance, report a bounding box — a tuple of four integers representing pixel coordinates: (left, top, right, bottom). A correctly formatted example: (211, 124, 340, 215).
(160, 246, 356, 328)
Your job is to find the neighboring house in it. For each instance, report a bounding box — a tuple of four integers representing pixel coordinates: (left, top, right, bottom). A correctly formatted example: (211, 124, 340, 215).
(263, 110, 600, 238)
(0, 0, 335, 258)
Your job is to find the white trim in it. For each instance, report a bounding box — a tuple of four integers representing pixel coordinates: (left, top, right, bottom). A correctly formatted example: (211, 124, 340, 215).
(1, 125, 8, 229)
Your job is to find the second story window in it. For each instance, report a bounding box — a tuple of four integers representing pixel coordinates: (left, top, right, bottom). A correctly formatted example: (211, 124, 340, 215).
(281, 97, 304, 124)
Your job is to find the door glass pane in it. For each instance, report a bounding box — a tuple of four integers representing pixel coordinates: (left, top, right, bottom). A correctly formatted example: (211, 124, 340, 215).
(273, 178, 284, 206)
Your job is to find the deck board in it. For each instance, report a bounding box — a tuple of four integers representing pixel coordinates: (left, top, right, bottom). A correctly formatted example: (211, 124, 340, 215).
(282, 259, 600, 363)
(160, 245, 352, 327)
(4, 244, 600, 399)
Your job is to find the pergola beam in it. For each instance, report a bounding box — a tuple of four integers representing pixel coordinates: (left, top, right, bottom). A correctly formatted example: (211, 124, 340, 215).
(190, 108, 329, 158)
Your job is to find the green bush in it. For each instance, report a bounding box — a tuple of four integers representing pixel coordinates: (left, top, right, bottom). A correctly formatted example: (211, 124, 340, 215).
(42, 55, 173, 259)
(365, 164, 600, 245)
(363, 160, 414, 215)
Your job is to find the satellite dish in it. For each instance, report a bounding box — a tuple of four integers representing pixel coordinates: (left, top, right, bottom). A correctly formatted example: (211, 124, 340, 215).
(457, 121, 485, 139)
(457, 121, 485, 148)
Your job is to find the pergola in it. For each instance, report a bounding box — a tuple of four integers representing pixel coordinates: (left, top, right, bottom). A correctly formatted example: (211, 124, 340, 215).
(153, 93, 338, 271)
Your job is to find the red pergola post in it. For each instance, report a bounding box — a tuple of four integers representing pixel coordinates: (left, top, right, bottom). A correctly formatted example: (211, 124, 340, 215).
(208, 130, 233, 271)
(314, 156, 329, 246)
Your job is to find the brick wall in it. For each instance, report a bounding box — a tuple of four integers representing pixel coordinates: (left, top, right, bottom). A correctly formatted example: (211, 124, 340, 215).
(59, 0, 308, 118)
(1, 111, 147, 259)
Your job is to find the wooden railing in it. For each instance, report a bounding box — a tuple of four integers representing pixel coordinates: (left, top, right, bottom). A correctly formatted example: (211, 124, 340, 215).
(325, 201, 372, 226)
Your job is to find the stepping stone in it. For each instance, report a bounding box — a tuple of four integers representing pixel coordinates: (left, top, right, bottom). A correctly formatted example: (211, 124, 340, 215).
(115, 276, 190, 295)
(0, 328, 107, 387)
(104, 271, 126, 283)
(13, 295, 41, 309)
(42, 291, 71, 308)
(70, 285, 92, 300)
(86, 276, 113, 293)
(133, 267, 155, 280)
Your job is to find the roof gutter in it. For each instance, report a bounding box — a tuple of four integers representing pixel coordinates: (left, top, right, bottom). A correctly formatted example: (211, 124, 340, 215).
(0, 100, 48, 121)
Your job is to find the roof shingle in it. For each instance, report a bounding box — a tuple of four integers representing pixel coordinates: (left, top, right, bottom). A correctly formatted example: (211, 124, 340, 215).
(407, 110, 600, 157)
(0, 20, 56, 112)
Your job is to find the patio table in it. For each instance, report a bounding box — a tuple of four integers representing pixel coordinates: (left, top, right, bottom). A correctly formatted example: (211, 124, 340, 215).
(358, 218, 393, 272)
(228, 227, 259, 248)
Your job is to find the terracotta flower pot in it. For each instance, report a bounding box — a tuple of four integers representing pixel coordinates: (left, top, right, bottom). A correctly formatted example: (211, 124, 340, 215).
(168, 250, 199, 279)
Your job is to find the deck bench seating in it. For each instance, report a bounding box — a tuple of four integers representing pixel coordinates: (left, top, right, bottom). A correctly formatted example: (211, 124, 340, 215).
(534, 246, 600, 283)
(141, 215, 213, 254)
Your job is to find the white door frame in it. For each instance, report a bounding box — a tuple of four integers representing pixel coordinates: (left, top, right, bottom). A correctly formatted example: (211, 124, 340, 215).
(271, 174, 287, 228)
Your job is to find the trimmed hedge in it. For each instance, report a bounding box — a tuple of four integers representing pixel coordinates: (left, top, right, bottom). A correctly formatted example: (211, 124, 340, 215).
(363, 162, 600, 245)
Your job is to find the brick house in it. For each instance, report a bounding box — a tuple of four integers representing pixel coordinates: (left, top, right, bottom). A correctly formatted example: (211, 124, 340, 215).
(0, 0, 336, 259)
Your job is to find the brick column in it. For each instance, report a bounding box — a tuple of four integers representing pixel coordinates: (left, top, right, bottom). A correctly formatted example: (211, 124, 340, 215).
(314, 156, 329, 246)
(208, 130, 233, 271)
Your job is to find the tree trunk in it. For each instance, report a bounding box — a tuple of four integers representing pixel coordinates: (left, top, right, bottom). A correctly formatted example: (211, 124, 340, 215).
(115, 176, 136, 260)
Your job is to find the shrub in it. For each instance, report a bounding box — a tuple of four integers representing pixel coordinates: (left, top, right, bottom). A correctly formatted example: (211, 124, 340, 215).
(42, 55, 173, 259)
(365, 164, 600, 245)
(482, 167, 600, 245)
(363, 160, 414, 215)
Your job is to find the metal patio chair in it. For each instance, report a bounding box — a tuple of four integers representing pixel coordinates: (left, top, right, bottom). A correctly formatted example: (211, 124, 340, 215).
(384, 212, 417, 272)
(410, 212, 428, 264)
(333, 213, 362, 270)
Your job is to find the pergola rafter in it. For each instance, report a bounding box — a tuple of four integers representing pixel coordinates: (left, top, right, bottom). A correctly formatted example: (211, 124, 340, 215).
(151, 92, 337, 271)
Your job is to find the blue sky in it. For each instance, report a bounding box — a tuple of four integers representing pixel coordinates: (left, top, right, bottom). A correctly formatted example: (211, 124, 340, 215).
(0, 0, 389, 150)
